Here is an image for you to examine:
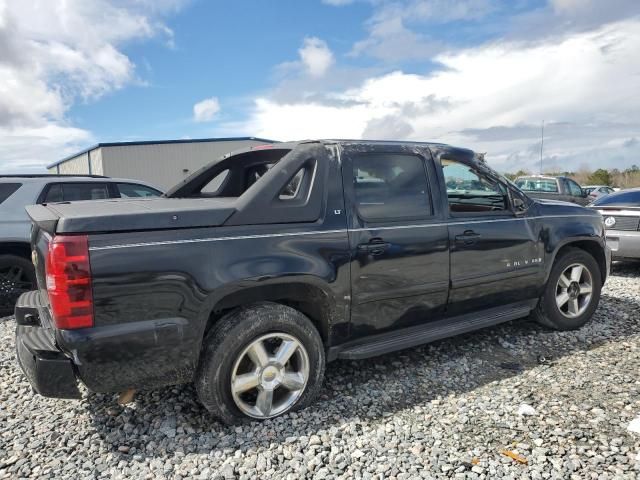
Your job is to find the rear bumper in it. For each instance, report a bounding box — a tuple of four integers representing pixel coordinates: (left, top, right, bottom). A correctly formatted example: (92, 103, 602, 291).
(606, 230, 640, 259)
(14, 291, 81, 399)
(15, 290, 200, 396)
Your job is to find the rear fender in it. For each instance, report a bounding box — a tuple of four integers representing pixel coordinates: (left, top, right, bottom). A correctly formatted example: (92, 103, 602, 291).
(199, 276, 345, 347)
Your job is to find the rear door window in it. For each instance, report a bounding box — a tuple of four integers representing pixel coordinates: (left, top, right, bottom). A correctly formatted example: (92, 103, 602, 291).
(42, 184, 63, 203)
(352, 153, 432, 220)
(63, 183, 109, 201)
(515, 178, 558, 192)
(43, 183, 110, 202)
(0, 183, 21, 204)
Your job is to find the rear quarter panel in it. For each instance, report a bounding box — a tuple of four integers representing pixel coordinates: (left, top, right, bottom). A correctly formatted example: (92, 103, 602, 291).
(65, 145, 349, 393)
(75, 223, 350, 392)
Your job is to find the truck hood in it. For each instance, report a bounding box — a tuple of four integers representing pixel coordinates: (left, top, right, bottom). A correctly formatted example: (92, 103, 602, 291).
(533, 198, 600, 217)
(26, 197, 236, 234)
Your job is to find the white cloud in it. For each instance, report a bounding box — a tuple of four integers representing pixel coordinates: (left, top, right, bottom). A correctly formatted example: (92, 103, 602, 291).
(550, 0, 594, 14)
(298, 37, 334, 77)
(350, 15, 443, 61)
(239, 19, 640, 172)
(0, 0, 185, 172)
(399, 0, 494, 22)
(349, 0, 494, 61)
(193, 97, 221, 122)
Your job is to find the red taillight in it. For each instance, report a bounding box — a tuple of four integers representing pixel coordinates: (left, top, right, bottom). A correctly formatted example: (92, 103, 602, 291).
(45, 235, 93, 329)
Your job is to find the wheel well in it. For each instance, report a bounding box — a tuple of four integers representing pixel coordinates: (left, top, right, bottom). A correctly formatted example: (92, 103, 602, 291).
(205, 283, 333, 344)
(555, 240, 607, 283)
(0, 242, 31, 259)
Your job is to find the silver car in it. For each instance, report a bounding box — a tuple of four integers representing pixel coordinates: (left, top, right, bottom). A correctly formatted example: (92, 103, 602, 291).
(0, 175, 162, 314)
(583, 185, 615, 201)
(590, 188, 640, 260)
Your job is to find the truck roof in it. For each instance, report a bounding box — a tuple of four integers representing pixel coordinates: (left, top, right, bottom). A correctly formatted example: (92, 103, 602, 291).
(0, 175, 161, 191)
(240, 139, 475, 158)
(0, 174, 108, 181)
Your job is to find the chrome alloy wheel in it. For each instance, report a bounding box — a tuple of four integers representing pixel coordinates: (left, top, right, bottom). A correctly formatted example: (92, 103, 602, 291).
(555, 263, 593, 318)
(230, 333, 309, 419)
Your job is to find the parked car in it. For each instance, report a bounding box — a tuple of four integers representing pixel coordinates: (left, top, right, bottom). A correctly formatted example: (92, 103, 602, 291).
(590, 187, 640, 260)
(15, 141, 609, 423)
(583, 185, 615, 200)
(0, 175, 162, 315)
(514, 175, 590, 205)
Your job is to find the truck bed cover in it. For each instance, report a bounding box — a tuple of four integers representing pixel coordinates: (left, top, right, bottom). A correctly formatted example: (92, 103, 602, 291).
(26, 197, 237, 234)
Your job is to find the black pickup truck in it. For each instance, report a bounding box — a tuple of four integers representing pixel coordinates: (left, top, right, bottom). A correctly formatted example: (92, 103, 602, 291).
(16, 140, 610, 423)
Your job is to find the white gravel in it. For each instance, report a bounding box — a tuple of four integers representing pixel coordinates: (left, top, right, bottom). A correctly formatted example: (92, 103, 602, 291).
(1, 263, 640, 479)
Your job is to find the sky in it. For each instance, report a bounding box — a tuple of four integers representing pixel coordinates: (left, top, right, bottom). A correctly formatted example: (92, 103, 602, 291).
(0, 0, 639, 174)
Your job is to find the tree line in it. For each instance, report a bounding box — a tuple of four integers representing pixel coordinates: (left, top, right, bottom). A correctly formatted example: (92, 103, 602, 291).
(504, 165, 640, 188)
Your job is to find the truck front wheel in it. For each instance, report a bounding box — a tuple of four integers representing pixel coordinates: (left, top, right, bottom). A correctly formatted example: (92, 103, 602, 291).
(195, 302, 325, 424)
(533, 247, 602, 330)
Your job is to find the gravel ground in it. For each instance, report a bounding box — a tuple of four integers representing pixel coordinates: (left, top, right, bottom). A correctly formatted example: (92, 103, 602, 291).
(1, 264, 640, 479)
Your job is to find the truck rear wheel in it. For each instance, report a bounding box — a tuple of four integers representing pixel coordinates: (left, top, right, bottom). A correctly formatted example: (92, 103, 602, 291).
(195, 302, 325, 424)
(533, 247, 602, 330)
(0, 255, 36, 317)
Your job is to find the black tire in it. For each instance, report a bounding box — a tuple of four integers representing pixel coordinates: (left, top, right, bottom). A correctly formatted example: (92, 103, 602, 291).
(0, 254, 36, 317)
(195, 302, 325, 424)
(532, 247, 602, 330)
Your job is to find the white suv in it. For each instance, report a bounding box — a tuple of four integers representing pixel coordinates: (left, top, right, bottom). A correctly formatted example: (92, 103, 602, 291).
(0, 175, 162, 315)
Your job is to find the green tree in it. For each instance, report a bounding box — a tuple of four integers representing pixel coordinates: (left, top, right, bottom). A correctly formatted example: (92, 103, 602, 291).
(587, 168, 612, 186)
(504, 169, 529, 181)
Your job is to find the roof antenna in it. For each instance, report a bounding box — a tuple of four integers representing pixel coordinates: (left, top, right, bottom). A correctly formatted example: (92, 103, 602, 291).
(539, 120, 545, 174)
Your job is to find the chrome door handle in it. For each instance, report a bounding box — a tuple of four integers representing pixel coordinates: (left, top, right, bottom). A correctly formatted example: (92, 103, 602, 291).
(357, 241, 390, 255)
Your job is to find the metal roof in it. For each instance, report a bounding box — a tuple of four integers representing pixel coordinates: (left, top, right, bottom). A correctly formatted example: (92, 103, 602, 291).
(48, 137, 277, 169)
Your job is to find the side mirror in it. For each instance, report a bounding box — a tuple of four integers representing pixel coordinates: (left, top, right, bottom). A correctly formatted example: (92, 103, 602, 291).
(581, 189, 589, 198)
(513, 196, 527, 214)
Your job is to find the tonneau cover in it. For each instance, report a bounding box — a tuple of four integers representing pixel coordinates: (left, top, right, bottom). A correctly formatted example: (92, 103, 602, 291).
(26, 197, 236, 234)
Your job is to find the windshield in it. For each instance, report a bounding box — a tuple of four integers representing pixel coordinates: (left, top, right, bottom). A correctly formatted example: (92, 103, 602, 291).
(592, 190, 640, 207)
(515, 177, 558, 193)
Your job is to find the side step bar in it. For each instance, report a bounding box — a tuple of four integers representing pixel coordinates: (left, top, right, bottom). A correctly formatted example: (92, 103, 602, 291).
(333, 301, 535, 361)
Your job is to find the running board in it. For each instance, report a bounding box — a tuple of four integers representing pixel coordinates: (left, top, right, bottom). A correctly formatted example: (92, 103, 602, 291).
(334, 301, 535, 360)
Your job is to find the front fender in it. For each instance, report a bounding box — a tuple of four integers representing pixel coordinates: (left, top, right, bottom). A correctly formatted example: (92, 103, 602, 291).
(544, 235, 607, 283)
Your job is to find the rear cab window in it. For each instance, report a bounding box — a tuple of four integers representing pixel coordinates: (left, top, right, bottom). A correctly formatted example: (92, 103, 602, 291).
(167, 143, 331, 225)
(0, 183, 22, 204)
(352, 153, 433, 221)
(515, 177, 559, 193)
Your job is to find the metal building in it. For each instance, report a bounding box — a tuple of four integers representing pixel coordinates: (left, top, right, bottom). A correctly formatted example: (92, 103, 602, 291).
(47, 137, 276, 190)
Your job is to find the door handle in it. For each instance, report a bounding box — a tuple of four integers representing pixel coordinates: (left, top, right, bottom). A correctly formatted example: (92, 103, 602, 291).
(455, 230, 481, 246)
(357, 239, 390, 256)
